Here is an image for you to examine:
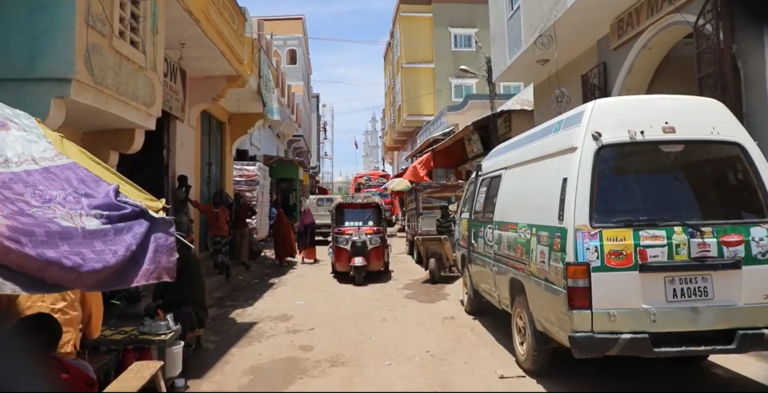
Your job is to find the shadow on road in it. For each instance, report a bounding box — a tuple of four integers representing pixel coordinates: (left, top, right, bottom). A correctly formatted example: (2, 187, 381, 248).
(474, 306, 767, 391)
(333, 270, 393, 286)
(185, 257, 298, 382)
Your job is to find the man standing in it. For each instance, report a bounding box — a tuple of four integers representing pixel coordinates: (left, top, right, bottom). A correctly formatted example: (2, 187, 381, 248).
(436, 203, 456, 238)
(174, 175, 194, 242)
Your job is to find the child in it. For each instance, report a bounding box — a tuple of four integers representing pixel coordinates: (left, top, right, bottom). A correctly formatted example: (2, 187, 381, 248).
(9, 313, 98, 392)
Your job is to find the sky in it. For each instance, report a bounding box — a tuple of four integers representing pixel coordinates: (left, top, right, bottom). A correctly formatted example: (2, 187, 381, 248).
(241, 0, 394, 181)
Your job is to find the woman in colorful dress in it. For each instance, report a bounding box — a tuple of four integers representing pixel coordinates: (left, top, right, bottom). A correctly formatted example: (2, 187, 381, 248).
(297, 207, 317, 264)
(272, 207, 297, 266)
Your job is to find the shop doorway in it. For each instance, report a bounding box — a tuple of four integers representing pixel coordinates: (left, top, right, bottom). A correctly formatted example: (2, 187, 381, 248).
(613, 1, 743, 121)
(116, 111, 171, 201)
(199, 110, 224, 252)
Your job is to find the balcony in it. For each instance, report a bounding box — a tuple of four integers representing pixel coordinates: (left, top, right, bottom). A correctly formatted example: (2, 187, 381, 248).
(176, 0, 249, 76)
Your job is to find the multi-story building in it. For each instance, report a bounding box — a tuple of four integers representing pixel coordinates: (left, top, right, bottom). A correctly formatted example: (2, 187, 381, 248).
(0, 0, 267, 253)
(254, 15, 314, 164)
(490, 0, 768, 155)
(382, 0, 525, 168)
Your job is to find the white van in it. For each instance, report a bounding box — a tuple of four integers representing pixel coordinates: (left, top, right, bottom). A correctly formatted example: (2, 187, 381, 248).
(455, 95, 768, 375)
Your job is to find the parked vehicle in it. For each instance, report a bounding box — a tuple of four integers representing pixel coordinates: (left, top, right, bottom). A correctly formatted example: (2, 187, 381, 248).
(456, 95, 768, 375)
(307, 195, 341, 238)
(361, 187, 398, 227)
(403, 182, 463, 275)
(330, 195, 391, 285)
(350, 170, 390, 194)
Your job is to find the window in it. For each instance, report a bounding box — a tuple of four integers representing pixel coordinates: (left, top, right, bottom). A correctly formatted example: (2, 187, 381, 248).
(472, 176, 501, 220)
(460, 179, 476, 216)
(394, 26, 400, 58)
(116, 0, 143, 51)
(335, 207, 383, 227)
(508, 0, 521, 16)
(286, 48, 298, 66)
(316, 197, 334, 207)
(500, 82, 524, 95)
(395, 73, 401, 104)
(451, 33, 475, 51)
(451, 79, 476, 102)
(590, 142, 768, 226)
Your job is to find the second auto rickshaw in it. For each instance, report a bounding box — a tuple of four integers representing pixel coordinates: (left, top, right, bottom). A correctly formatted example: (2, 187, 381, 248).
(329, 195, 391, 285)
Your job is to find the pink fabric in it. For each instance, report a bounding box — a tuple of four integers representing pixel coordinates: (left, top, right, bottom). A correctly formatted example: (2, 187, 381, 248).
(300, 207, 315, 226)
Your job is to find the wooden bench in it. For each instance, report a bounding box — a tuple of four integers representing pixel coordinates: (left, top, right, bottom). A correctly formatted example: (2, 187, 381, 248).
(104, 360, 166, 392)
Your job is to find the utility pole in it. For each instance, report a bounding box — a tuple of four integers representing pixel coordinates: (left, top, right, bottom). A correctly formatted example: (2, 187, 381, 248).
(477, 40, 499, 148)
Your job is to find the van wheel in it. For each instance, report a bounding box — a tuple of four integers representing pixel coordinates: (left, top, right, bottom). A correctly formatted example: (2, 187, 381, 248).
(428, 258, 440, 285)
(462, 268, 482, 315)
(511, 294, 552, 376)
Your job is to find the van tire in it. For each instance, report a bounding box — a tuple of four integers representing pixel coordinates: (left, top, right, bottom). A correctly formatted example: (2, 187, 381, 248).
(462, 268, 482, 315)
(511, 294, 551, 376)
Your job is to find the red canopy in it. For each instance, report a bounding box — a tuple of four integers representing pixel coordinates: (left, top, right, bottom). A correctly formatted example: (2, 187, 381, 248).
(403, 152, 434, 182)
(316, 185, 329, 195)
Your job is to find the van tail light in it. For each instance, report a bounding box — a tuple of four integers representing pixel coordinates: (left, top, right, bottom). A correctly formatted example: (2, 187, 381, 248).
(566, 263, 592, 310)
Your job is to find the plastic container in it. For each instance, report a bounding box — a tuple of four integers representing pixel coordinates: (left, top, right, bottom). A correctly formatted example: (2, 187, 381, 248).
(164, 340, 185, 379)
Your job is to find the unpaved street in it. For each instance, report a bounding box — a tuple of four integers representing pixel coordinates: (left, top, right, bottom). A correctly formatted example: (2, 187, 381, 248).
(187, 235, 768, 392)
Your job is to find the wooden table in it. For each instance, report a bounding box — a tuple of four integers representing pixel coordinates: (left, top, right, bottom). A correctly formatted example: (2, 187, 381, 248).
(90, 326, 181, 372)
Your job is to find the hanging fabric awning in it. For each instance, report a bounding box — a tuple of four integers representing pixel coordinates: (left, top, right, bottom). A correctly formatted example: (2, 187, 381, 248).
(402, 152, 435, 183)
(0, 102, 178, 294)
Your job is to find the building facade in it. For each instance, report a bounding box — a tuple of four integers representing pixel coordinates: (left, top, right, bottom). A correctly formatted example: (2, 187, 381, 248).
(491, 0, 768, 155)
(255, 15, 314, 162)
(0, 0, 272, 254)
(382, 0, 525, 168)
(310, 93, 321, 176)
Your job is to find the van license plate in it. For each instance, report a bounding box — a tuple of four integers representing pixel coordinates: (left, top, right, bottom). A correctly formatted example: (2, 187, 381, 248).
(664, 274, 714, 302)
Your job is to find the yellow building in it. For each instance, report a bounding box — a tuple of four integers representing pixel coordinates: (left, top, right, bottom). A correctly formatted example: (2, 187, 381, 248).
(382, 0, 492, 168)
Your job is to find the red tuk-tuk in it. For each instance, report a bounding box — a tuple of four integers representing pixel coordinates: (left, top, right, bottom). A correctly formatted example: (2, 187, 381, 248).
(330, 195, 391, 285)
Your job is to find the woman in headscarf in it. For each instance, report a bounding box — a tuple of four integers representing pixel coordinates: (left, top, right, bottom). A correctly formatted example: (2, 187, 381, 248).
(297, 207, 317, 264)
(272, 207, 297, 266)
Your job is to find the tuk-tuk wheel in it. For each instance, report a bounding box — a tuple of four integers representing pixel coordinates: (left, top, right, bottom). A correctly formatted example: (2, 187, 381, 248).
(428, 258, 440, 285)
(406, 240, 414, 257)
(354, 268, 365, 286)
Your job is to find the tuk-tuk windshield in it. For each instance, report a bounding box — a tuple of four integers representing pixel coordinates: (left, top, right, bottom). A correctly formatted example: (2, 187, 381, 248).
(335, 205, 383, 227)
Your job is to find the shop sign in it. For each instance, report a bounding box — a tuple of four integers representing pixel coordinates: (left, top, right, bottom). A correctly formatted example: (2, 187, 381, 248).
(416, 109, 447, 145)
(259, 50, 280, 121)
(609, 0, 691, 49)
(163, 55, 186, 120)
(464, 130, 484, 158)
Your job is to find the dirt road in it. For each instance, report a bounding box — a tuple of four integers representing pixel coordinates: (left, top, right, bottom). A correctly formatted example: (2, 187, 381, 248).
(187, 235, 768, 392)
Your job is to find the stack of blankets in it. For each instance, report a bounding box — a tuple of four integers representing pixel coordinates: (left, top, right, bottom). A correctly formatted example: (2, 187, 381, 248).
(233, 161, 271, 240)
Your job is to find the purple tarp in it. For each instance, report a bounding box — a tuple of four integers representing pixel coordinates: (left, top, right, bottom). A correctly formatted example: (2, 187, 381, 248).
(0, 102, 178, 294)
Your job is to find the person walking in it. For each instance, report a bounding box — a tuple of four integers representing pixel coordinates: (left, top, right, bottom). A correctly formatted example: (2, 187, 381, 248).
(297, 206, 317, 264)
(191, 190, 231, 278)
(232, 192, 256, 267)
(272, 208, 297, 266)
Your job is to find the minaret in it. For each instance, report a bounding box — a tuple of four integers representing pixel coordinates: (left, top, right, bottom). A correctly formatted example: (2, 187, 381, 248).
(367, 110, 380, 170)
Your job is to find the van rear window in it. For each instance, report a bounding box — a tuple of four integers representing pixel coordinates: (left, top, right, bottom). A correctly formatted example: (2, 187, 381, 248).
(316, 197, 334, 207)
(590, 142, 768, 226)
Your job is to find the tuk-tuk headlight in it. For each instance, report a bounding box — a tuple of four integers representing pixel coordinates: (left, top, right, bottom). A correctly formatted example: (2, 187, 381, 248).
(368, 235, 382, 247)
(335, 236, 350, 247)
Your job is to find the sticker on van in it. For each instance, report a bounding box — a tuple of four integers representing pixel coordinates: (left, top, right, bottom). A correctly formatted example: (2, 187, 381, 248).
(575, 224, 768, 273)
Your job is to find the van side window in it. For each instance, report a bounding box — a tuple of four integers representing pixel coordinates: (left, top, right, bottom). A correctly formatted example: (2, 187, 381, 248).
(473, 178, 492, 218)
(460, 179, 476, 216)
(482, 177, 502, 220)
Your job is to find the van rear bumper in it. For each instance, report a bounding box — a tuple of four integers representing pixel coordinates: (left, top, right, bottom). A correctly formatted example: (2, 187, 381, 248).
(568, 329, 768, 359)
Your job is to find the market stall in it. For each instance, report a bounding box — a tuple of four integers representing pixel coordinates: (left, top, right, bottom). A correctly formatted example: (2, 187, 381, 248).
(233, 161, 271, 241)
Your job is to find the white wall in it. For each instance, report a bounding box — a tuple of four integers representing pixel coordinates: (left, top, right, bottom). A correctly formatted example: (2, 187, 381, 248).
(172, 119, 196, 189)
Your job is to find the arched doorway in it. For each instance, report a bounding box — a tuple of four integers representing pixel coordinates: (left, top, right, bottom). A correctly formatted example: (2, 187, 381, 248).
(612, 4, 743, 121)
